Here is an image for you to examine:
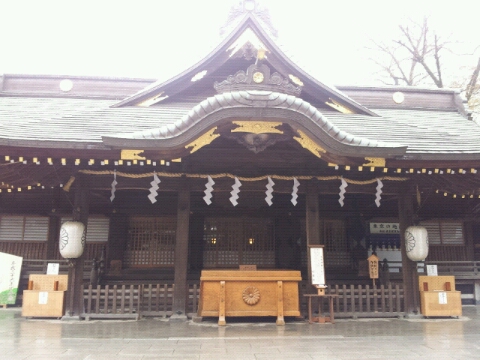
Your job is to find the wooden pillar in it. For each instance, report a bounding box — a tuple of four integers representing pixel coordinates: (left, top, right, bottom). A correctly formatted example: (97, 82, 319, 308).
(63, 177, 89, 320)
(106, 213, 129, 273)
(398, 182, 420, 316)
(170, 179, 190, 321)
(306, 180, 320, 246)
(46, 216, 60, 259)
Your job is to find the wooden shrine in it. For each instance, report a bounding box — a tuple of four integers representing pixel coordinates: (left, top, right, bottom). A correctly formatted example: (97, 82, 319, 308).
(197, 269, 301, 325)
(418, 275, 462, 317)
(22, 274, 68, 318)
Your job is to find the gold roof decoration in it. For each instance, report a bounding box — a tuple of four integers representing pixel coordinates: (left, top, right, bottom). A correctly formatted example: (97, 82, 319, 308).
(293, 130, 327, 158)
(231, 121, 283, 134)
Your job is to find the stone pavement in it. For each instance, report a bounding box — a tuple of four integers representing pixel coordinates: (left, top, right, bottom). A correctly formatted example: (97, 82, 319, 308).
(1, 306, 480, 359)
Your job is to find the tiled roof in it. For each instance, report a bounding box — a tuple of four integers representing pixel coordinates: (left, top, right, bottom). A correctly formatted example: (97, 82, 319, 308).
(325, 109, 480, 157)
(0, 95, 479, 158)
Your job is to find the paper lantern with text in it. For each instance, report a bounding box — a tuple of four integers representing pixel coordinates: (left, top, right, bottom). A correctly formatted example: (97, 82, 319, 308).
(59, 221, 86, 259)
(405, 226, 429, 261)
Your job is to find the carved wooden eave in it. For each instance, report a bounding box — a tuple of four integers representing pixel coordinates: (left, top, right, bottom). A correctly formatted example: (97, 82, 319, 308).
(102, 90, 406, 162)
(111, 15, 375, 117)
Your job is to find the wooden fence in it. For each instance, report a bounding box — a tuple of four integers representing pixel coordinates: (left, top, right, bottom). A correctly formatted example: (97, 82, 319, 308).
(426, 261, 480, 278)
(81, 282, 404, 320)
(325, 283, 404, 318)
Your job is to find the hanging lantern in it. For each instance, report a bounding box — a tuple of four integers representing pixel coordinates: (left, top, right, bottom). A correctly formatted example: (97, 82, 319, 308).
(59, 221, 86, 259)
(405, 226, 429, 261)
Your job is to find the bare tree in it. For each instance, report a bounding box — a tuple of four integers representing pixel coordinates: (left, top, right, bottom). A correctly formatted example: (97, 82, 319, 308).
(370, 17, 480, 118)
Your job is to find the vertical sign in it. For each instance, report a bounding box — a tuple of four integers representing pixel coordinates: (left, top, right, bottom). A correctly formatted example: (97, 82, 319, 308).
(438, 292, 448, 304)
(368, 254, 379, 279)
(47, 263, 60, 275)
(0, 252, 23, 305)
(309, 246, 325, 286)
(426, 265, 438, 276)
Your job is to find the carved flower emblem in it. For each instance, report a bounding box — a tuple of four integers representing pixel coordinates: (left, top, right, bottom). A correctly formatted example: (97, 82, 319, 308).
(242, 286, 260, 305)
(405, 230, 415, 252)
(60, 227, 69, 250)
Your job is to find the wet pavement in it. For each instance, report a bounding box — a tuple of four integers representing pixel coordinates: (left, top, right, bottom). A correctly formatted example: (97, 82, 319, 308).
(1, 306, 479, 359)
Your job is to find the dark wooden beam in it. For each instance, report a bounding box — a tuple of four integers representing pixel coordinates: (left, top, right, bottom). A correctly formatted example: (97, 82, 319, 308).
(64, 175, 89, 319)
(170, 177, 190, 321)
(398, 182, 421, 317)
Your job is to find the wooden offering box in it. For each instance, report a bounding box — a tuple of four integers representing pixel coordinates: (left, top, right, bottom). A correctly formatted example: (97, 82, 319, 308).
(418, 275, 462, 317)
(198, 270, 302, 325)
(22, 274, 68, 318)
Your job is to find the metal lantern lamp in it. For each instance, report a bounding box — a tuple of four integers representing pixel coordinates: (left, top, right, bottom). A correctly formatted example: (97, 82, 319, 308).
(405, 226, 429, 261)
(59, 221, 86, 259)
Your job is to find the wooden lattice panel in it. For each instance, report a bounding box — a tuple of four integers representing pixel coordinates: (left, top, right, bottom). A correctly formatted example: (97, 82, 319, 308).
(125, 216, 176, 267)
(29, 274, 68, 291)
(203, 217, 274, 267)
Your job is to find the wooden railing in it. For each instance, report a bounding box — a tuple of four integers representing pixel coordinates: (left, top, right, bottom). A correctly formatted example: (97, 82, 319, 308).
(425, 261, 480, 278)
(82, 284, 141, 320)
(81, 282, 405, 320)
(326, 283, 404, 318)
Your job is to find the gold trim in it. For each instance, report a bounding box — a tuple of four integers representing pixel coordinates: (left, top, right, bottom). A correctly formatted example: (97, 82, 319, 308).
(137, 92, 168, 107)
(363, 157, 386, 167)
(325, 98, 355, 114)
(62, 176, 76, 192)
(121, 150, 146, 160)
(293, 130, 326, 158)
(231, 121, 283, 134)
(185, 127, 220, 153)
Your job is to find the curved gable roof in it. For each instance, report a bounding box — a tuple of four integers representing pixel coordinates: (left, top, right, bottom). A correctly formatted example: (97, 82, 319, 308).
(112, 14, 376, 117)
(103, 90, 405, 159)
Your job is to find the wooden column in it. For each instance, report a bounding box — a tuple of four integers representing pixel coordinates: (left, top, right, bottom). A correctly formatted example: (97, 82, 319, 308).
(46, 216, 60, 259)
(106, 213, 129, 273)
(306, 180, 320, 246)
(63, 176, 89, 320)
(398, 182, 420, 316)
(170, 179, 190, 321)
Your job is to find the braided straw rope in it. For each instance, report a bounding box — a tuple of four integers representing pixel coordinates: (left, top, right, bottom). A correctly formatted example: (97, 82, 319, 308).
(78, 170, 408, 185)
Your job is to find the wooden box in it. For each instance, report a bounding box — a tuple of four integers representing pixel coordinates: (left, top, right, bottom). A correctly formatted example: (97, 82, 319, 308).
(22, 274, 68, 318)
(198, 270, 301, 325)
(418, 275, 462, 317)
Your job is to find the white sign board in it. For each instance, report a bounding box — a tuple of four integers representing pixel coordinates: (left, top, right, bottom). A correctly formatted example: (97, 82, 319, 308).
(309, 246, 325, 286)
(426, 265, 438, 276)
(369, 223, 400, 234)
(38, 291, 49, 305)
(438, 292, 447, 304)
(0, 252, 23, 305)
(47, 263, 60, 275)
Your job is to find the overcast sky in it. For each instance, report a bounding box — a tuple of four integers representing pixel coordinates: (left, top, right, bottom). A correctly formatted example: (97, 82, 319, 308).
(1, 0, 478, 86)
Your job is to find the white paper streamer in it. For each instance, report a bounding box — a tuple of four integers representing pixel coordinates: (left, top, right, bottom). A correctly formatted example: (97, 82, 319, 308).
(338, 177, 348, 207)
(110, 170, 117, 202)
(375, 178, 383, 207)
(147, 173, 161, 204)
(265, 176, 275, 206)
(203, 176, 215, 205)
(291, 178, 300, 206)
(229, 177, 242, 206)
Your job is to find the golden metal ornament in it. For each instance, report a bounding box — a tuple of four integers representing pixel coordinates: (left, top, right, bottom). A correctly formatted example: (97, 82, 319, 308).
(231, 121, 283, 134)
(293, 130, 326, 158)
(121, 150, 146, 160)
(252, 71, 264, 83)
(62, 176, 76, 192)
(363, 157, 386, 167)
(325, 98, 355, 114)
(185, 127, 220, 153)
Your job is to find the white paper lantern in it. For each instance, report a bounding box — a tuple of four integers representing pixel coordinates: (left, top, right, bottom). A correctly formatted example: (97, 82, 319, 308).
(405, 226, 429, 261)
(59, 221, 86, 259)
